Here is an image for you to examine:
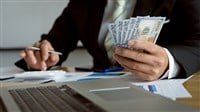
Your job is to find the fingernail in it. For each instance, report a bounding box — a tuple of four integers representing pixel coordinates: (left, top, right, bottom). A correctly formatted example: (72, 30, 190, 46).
(20, 52, 26, 58)
(41, 63, 47, 71)
(43, 55, 48, 61)
(128, 40, 135, 46)
(42, 66, 47, 71)
(31, 58, 37, 64)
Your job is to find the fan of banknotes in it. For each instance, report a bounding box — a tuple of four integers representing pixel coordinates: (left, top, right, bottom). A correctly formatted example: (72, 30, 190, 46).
(108, 16, 169, 48)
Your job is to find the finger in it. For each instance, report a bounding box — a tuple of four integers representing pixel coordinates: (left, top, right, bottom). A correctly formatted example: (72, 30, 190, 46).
(115, 47, 156, 65)
(31, 49, 47, 70)
(114, 54, 164, 81)
(26, 50, 47, 70)
(40, 61, 47, 71)
(19, 50, 26, 58)
(24, 48, 37, 65)
(114, 53, 152, 73)
(128, 40, 161, 54)
(116, 59, 159, 81)
(125, 66, 158, 81)
(46, 54, 59, 67)
(34, 50, 43, 63)
(39, 40, 52, 61)
(115, 60, 152, 81)
(33, 40, 56, 70)
(33, 41, 45, 61)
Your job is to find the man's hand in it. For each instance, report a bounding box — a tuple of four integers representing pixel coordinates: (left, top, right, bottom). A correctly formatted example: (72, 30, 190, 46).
(20, 40, 59, 70)
(113, 39, 169, 81)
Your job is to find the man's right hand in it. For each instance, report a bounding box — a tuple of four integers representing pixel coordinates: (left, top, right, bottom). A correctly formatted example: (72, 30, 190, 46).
(20, 40, 60, 70)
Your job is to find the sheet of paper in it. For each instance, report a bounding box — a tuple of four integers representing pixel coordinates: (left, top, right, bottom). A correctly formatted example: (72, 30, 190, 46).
(11, 70, 192, 100)
(14, 70, 92, 82)
(14, 70, 129, 83)
(131, 79, 191, 100)
(0, 66, 23, 80)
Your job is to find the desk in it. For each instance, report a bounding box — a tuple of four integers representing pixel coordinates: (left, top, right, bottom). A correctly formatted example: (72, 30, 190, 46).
(176, 71, 200, 109)
(1, 70, 200, 111)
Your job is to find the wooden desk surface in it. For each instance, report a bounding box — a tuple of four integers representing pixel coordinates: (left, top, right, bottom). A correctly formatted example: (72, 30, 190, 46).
(176, 71, 200, 109)
(1, 70, 200, 111)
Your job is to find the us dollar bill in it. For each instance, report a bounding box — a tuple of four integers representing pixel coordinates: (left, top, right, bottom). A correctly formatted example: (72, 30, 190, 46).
(133, 16, 166, 43)
(108, 16, 168, 48)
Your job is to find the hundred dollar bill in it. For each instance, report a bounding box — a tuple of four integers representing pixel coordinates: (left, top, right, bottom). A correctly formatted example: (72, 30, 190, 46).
(107, 16, 168, 48)
(108, 23, 117, 45)
(121, 19, 130, 47)
(126, 18, 137, 46)
(116, 20, 123, 46)
(133, 16, 166, 43)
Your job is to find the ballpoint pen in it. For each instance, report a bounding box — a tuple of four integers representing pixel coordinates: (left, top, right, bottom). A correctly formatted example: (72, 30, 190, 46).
(103, 67, 124, 72)
(94, 66, 124, 72)
(28, 46, 63, 55)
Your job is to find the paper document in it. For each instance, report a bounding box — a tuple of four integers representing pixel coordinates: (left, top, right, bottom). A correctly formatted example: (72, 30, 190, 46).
(11, 70, 192, 100)
(0, 66, 23, 80)
(131, 79, 191, 100)
(14, 70, 128, 83)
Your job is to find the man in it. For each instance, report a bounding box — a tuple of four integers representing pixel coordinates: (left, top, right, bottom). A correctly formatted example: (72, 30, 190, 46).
(15, 0, 200, 81)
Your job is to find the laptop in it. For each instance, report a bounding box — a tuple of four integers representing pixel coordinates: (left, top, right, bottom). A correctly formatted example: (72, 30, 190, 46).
(1, 78, 198, 112)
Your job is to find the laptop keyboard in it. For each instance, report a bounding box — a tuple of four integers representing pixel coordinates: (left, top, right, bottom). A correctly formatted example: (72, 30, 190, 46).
(9, 85, 105, 112)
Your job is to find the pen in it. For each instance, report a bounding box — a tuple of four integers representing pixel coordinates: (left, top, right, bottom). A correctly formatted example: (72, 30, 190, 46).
(28, 46, 63, 55)
(94, 67, 124, 72)
(103, 67, 124, 72)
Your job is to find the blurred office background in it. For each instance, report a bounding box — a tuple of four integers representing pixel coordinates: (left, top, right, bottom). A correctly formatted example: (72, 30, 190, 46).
(0, 0, 92, 68)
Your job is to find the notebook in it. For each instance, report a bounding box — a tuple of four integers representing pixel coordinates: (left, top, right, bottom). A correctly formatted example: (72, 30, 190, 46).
(0, 78, 198, 112)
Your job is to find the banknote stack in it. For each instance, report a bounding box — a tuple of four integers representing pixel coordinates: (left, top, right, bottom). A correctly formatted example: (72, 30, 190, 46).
(108, 16, 169, 48)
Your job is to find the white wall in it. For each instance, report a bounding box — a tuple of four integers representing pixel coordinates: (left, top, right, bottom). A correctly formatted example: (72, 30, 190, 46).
(0, 0, 69, 48)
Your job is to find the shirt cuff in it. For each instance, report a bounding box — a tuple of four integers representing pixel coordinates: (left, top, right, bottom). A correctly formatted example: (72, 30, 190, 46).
(160, 48, 180, 79)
